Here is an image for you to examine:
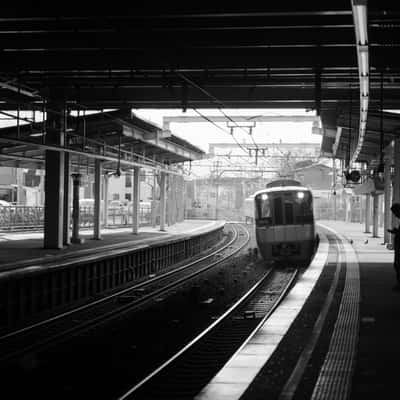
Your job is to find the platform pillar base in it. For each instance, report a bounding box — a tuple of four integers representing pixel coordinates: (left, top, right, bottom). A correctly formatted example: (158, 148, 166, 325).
(71, 237, 85, 244)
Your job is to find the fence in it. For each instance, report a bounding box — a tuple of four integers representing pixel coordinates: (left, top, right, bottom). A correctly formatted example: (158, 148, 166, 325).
(0, 205, 154, 231)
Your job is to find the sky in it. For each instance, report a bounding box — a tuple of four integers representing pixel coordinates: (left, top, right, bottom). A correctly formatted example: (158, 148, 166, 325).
(133, 108, 322, 153)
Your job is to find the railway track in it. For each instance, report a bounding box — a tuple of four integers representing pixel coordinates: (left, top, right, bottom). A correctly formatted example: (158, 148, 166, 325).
(0, 223, 250, 362)
(118, 266, 298, 400)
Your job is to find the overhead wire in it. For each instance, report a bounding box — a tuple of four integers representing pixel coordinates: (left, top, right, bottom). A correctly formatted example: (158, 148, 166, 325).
(191, 108, 249, 155)
(174, 70, 260, 152)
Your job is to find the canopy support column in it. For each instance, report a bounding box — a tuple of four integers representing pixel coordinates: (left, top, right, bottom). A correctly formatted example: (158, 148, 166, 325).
(44, 102, 67, 249)
(372, 194, 379, 237)
(151, 172, 157, 228)
(365, 194, 371, 233)
(93, 159, 102, 240)
(132, 167, 141, 235)
(393, 139, 400, 228)
(71, 173, 84, 244)
(384, 153, 392, 244)
(160, 172, 167, 231)
(63, 153, 71, 246)
(44, 149, 65, 249)
(103, 173, 109, 227)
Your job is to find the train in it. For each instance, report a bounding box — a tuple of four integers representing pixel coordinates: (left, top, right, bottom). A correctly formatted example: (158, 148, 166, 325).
(251, 179, 318, 265)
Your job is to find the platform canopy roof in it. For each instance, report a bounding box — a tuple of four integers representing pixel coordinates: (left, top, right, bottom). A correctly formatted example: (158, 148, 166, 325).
(321, 110, 400, 166)
(0, 109, 205, 171)
(0, 3, 399, 166)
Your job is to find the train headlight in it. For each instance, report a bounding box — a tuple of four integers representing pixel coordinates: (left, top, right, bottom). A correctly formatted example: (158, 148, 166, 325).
(261, 194, 269, 200)
(297, 192, 305, 199)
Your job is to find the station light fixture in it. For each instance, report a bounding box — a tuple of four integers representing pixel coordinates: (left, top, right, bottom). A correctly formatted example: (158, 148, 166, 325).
(353, 2, 368, 45)
(359, 47, 369, 76)
(361, 96, 369, 112)
(360, 77, 369, 97)
(350, 0, 369, 165)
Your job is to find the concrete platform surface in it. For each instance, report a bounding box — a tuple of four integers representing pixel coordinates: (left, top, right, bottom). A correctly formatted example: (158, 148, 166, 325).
(197, 219, 399, 399)
(0, 219, 224, 269)
(318, 219, 397, 399)
(196, 230, 330, 400)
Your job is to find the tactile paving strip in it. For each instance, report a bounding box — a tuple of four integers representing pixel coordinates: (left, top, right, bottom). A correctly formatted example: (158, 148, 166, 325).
(311, 233, 360, 400)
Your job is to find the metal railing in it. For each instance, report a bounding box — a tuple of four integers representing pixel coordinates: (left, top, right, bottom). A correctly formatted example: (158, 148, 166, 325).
(0, 205, 154, 231)
(0, 206, 44, 230)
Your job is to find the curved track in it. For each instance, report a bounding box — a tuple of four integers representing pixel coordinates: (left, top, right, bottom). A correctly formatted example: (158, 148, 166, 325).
(118, 266, 298, 400)
(0, 223, 250, 362)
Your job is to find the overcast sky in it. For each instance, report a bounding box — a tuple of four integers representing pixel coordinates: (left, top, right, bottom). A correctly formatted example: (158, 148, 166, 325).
(134, 108, 322, 153)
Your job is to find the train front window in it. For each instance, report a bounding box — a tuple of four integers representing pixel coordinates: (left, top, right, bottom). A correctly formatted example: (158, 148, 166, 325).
(255, 193, 272, 224)
(295, 191, 313, 223)
(274, 197, 283, 225)
(284, 200, 294, 224)
(256, 190, 313, 226)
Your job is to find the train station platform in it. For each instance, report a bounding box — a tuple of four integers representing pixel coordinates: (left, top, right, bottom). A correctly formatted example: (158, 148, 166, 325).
(0, 219, 224, 272)
(319, 220, 397, 400)
(0, 219, 226, 334)
(197, 219, 398, 400)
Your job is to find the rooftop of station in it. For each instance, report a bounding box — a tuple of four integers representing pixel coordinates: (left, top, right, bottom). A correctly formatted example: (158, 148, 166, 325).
(0, 3, 399, 168)
(320, 110, 400, 166)
(0, 108, 205, 171)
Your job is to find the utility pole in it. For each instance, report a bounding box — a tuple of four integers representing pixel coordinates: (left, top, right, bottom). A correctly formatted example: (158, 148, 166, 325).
(247, 146, 267, 165)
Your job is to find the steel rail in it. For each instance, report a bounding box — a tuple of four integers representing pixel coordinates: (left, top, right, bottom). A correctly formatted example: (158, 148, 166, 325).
(0, 224, 240, 341)
(119, 266, 298, 399)
(0, 224, 249, 360)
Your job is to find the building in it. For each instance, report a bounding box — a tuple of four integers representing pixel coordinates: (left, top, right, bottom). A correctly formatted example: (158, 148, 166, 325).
(0, 167, 44, 205)
(293, 162, 363, 222)
(185, 177, 267, 221)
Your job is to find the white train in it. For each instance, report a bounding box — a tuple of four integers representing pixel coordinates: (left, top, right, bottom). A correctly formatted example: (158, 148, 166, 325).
(253, 179, 317, 264)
